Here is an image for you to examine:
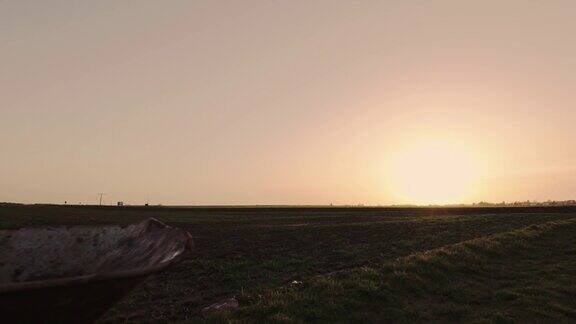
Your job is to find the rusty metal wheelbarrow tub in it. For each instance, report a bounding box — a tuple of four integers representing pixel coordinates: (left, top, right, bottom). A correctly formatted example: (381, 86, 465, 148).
(0, 218, 193, 323)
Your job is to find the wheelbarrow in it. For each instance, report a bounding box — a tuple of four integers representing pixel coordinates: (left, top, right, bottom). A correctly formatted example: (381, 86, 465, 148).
(0, 218, 193, 323)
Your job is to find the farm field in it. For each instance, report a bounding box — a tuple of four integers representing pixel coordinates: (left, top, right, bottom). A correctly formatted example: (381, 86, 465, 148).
(1, 204, 576, 323)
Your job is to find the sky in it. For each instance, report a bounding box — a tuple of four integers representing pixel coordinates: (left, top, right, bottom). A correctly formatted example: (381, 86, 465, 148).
(2, 0, 576, 205)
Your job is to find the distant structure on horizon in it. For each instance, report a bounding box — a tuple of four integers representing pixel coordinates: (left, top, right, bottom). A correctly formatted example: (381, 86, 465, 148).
(98, 193, 106, 206)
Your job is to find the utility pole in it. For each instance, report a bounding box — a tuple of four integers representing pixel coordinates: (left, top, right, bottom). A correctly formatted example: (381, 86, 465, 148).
(98, 193, 106, 206)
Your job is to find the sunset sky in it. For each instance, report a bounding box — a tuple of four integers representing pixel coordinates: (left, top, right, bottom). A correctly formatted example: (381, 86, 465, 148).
(2, 1, 576, 205)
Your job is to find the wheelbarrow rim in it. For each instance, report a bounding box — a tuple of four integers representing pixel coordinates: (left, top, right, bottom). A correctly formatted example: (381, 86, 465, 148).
(0, 218, 194, 294)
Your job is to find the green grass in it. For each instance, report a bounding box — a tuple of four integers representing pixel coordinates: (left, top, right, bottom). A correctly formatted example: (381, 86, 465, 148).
(218, 218, 576, 323)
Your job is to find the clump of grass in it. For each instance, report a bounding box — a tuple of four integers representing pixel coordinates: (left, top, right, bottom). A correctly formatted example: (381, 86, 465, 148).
(219, 219, 576, 323)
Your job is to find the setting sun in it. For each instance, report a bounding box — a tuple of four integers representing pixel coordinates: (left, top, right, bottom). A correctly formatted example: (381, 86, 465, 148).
(386, 141, 483, 205)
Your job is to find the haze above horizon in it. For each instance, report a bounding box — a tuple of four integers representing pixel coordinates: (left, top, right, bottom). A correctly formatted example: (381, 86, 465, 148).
(2, 1, 576, 205)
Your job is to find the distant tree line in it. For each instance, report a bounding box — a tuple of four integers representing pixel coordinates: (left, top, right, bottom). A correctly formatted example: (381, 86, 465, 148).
(472, 200, 576, 207)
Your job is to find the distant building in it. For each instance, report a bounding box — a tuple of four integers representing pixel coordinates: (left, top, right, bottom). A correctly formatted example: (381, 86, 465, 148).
(117, 201, 124, 206)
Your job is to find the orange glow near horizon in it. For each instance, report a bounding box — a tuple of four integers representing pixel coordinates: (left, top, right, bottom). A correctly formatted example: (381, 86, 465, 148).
(385, 140, 485, 205)
(2, 2, 576, 205)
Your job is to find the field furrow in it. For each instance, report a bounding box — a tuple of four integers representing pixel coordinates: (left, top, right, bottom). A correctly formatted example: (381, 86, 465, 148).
(222, 218, 576, 323)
